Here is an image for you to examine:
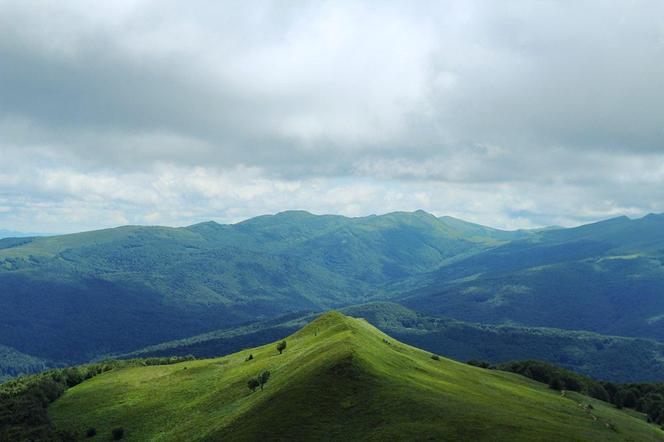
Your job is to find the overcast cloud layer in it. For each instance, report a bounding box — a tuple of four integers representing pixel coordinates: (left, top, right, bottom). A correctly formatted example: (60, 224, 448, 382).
(1, 0, 664, 233)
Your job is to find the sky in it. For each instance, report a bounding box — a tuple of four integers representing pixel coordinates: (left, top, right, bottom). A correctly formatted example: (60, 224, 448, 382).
(1, 0, 664, 233)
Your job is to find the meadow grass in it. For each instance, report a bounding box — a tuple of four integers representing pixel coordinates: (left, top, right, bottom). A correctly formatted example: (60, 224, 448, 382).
(50, 312, 664, 441)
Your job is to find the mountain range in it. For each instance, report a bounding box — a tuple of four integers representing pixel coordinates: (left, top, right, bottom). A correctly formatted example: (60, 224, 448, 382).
(403, 213, 664, 341)
(0, 230, 48, 240)
(1, 210, 664, 384)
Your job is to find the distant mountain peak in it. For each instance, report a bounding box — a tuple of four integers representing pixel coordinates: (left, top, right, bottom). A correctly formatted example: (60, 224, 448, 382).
(274, 209, 317, 217)
(642, 212, 664, 221)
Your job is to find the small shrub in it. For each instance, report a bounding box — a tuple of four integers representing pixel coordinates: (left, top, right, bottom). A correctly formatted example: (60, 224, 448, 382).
(112, 427, 124, 440)
(245, 354, 254, 361)
(247, 378, 260, 392)
(467, 360, 493, 369)
(431, 354, 440, 361)
(277, 341, 287, 354)
(86, 427, 97, 437)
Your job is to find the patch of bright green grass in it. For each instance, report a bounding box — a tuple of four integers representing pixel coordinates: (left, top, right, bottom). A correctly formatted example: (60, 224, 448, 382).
(49, 312, 664, 441)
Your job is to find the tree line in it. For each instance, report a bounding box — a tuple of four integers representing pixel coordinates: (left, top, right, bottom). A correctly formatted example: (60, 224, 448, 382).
(473, 359, 664, 427)
(0, 355, 194, 441)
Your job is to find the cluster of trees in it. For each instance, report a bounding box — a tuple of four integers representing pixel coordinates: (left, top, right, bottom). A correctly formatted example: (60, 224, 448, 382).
(0, 345, 50, 383)
(247, 371, 271, 392)
(606, 384, 664, 425)
(496, 360, 664, 426)
(0, 356, 194, 441)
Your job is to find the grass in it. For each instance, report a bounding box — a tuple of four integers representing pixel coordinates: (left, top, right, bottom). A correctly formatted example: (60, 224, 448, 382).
(49, 312, 664, 441)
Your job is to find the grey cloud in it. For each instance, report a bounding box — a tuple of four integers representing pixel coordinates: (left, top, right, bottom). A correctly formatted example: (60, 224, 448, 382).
(1, 0, 664, 231)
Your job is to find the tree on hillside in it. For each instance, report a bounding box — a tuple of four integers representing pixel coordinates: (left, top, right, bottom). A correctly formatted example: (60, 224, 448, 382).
(247, 378, 260, 392)
(618, 390, 637, 408)
(277, 341, 287, 354)
(258, 370, 271, 390)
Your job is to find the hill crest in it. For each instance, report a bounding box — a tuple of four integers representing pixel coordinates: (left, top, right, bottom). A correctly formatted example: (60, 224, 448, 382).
(48, 312, 664, 441)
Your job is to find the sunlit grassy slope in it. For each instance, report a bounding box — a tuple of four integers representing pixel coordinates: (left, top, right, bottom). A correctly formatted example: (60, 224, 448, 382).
(49, 312, 663, 441)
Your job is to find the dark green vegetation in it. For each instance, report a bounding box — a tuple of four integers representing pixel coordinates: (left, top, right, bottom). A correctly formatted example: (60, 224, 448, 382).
(0, 356, 194, 441)
(122, 303, 664, 383)
(46, 313, 664, 441)
(346, 303, 664, 383)
(117, 311, 312, 360)
(0, 344, 51, 383)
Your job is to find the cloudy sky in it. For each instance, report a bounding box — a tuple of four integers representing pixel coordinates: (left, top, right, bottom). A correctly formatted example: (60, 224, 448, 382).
(2, 0, 664, 233)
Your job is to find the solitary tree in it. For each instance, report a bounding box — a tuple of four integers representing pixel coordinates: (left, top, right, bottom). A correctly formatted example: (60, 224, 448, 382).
(277, 341, 287, 354)
(258, 370, 271, 390)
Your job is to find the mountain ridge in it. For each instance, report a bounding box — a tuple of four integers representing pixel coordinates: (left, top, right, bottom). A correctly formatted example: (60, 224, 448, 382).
(0, 210, 508, 366)
(3, 210, 664, 381)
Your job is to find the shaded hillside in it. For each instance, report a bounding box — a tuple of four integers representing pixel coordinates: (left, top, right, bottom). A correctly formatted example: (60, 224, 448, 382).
(0, 345, 50, 383)
(49, 312, 663, 441)
(0, 210, 504, 365)
(4, 210, 664, 381)
(401, 214, 664, 341)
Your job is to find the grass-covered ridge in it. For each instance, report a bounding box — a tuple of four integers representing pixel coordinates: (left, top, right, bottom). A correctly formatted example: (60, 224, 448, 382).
(49, 312, 663, 441)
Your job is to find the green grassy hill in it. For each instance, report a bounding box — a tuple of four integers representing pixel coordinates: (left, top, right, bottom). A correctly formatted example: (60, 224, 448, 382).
(49, 312, 663, 441)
